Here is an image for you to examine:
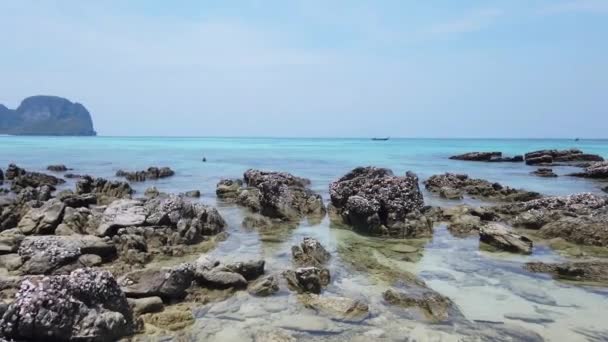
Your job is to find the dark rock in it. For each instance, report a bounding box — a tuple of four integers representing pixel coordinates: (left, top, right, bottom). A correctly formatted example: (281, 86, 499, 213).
(425, 173, 541, 202)
(0, 168, 3, 185)
(116, 166, 175, 182)
(0, 268, 135, 341)
(216, 178, 243, 199)
(603, 186, 608, 193)
(449, 152, 502, 161)
(383, 285, 458, 322)
(119, 264, 194, 299)
(284, 267, 330, 294)
(525, 261, 608, 283)
(4, 164, 25, 180)
(10, 168, 65, 191)
(64, 173, 84, 179)
(76, 175, 133, 203)
(248, 274, 280, 296)
(569, 161, 608, 179)
(525, 148, 603, 165)
(0, 95, 96, 136)
(488, 155, 524, 162)
(329, 167, 430, 238)
(539, 215, 608, 247)
(225, 260, 265, 280)
(531, 168, 557, 177)
(292, 237, 330, 268)
(525, 154, 553, 165)
(58, 191, 97, 208)
(144, 186, 160, 198)
(194, 268, 247, 289)
(47, 164, 69, 172)
(184, 190, 201, 198)
(479, 223, 533, 254)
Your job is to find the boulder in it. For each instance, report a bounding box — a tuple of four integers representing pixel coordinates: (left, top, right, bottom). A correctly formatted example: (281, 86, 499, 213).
(97, 199, 147, 236)
(525, 148, 603, 165)
(119, 264, 194, 299)
(0, 253, 23, 271)
(479, 223, 533, 254)
(0, 233, 24, 254)
(531, 168, 557, 178)
(216, 179, 244, 199)
(299, 294, 369, 322)
(57, 190, 97, 208)
(525, 155, 553, 165)
(0, 268, 136, 341)
(194, 268, 248, 289)
(283, 267, 330, 294)
(144, 186, 160, 198)
(439, 186, 463, 200)
(425, 173, 541, 202)
(184, 190, 201, 198)
(292, 237, 330, 268)
(47, 164, 69, 172)
(248, 274, 280, 296)
(76, 175, 133, 203)
(225, 260, 265, 280)
(4, 164, 25, 180)
(383, 285, 457, 322)
(56, 206, 100, 235)
(569, 161, 608, 179)
(525, 261, 608, 283)
(448, 214, 482, 236)
(17, 199, 66, 234)
(11, 171, 65, 191)
(539, 215, 608, 247)
(116, 166, 175, 182)
(0, 168, 3, 184)
(449, 152, 502, 161)
(128, 296, 164, 315)
(329, 167, 429, 238)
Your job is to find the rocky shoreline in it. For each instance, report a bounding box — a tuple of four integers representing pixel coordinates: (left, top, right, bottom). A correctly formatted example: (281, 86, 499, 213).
(1, 156, 608, 340)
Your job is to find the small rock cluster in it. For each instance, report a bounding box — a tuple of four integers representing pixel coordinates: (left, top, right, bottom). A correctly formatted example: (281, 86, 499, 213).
(424, 173, 541, 202)
(116, 166, 175, 182)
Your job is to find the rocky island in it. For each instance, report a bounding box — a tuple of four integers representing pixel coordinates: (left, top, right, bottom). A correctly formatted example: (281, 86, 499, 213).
(0, 96, 96, 136)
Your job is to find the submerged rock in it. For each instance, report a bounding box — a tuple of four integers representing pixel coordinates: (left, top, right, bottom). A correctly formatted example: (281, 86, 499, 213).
(47, 164, 69, 172)
(383, 285, 458, 322)
(425, 173, 541, 202)
(284, 267, 330, 294)
(248, 274, 280, 297)
(119, 264, 194, 300)
(531, 168, 558, 177)
(299, 294, 369, 322)
(0, 268, 136, 341)
(116, 166, 175, 182)
(292, 237, 331, 268)
(479, 223, 533, 254)
(525, 261, 608, 283)
(329, 167, 430, 238)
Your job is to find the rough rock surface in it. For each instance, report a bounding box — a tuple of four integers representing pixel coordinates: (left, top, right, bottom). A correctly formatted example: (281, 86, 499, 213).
(292, 237, 331, 268)
(17, 199, 66, 234)
(329, 167, 430, 238)
(569, 161, 608, 179)
(525, 261, 608, 283)
(216, 179, 244, 199)
(0, 268, 135, 341)
(525, 148, 603, 165)
(284, 267, 331, 294)
(383, 285, 458, 322)
(116, 166, 175, 182)
(8, 166, 65, 191)
(532, 168, 558, 177)
(119, 264, 195, 299)
(47, 164, 69, 172)
(248, 274, 279, 296)
(479, 223, 533, 254)
(425, 173, 541, 202)
(299, 294, 369, 322)
(450, 152, 523, 162)
(76, 175, 133, 203)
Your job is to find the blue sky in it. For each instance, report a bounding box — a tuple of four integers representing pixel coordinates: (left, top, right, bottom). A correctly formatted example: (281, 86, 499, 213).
(0, 0, 607, 137)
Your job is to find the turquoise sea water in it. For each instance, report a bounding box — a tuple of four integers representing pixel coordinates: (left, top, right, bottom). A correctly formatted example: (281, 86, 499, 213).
(2, 136, 608, 341)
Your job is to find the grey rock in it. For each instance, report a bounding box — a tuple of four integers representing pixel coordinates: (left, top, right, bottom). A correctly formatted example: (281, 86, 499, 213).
(449, 151, 502, 161)
(216, 178, 243, 199)
(184, 190, 201, 198)
(119, 264, 194, 299)
(248, 274, 280, 297)
(194, 268, 248, 289)
(569, 161, 608, 179)
(292, 237, 330, 268)
(47, 164, 69, 172)
(144, 186, 160, 198)
(76, 175, 133, 203)
(0, 253, 23, 271)
(283, 267, 330, 294)
(383, 285, 458, 322)
(128, 296, 164, 314)
(479, 223, 533, 254)
(425, 173, 541, 202)
(525, 261, 608, 283)
(531, 168, 558, 178)
(17, 199, 66, 234)
(225, 259, 265, 280)
(299, 294, 369, 322)
(116, 166, 175, 182)
(0, 233, 25, 254)
(97, 199, 147, 236)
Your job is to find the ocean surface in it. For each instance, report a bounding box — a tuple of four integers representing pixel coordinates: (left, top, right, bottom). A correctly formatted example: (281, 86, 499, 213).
(2, 136, 608, 341)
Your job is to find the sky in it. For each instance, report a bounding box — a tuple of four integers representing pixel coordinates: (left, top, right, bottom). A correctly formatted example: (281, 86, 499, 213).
(0, 0, 607, 138)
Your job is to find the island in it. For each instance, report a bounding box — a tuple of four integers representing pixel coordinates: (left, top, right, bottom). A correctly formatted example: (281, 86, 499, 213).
(0, 95, 96, 136)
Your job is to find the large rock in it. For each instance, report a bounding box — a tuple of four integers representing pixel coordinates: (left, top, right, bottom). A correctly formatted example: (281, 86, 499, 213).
(449, 151, 502, 161)
(525, 261, 608, 283)
(569, 161, 608, 179)
(18, 235, 116, 274)
(538, 215, 608, 247)
(329, 167, 429, 238)
(424, 173, 541, 202)
(11, 170, 65, 191)
(383, 285, 458, 322)
(116, 166, 175, 182)
(216, 179, 244, 199)
(17, 199, 66, 234)
(0, 167, 3, 184)
(97, 199, 147, 236)
(479, 223, 533, 254)
(283, 267, 330, 294)
(119, 264, 194, 299)
(76, 175, 133, 203)
(299, 294, 369, 322)
(292, 237, 330, 268)
(248, 274, 280, 296)
(0, 95, 96, 136)
(4, 164, 25, 180)
(0, 268, 135, 341)
(525, 148, 603, 165)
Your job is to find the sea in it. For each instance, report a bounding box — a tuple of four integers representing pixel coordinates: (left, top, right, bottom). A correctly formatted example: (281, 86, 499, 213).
(1, 136, 608, 341)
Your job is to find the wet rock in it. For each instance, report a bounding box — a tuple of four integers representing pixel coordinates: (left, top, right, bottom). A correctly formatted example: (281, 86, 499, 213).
(242, 214, 274, 229)
(194, 267, 248, 289)
(0, 253, 23, 271)
(383, 285, 457, 322)
(0, 168, 3, 185)
(525, 261, 608, 283)
(479, 223, 533, 254)
(47, 164, 69, 172)
(18, 235, 116, 274)
(448, 214, 482, 236)
(0, 268, 136, 341)
(64, 173, 84, 179)
(128, 296, 164, 314)
(531, 167, 558, 177)
(225, 260, 265, 280)
(97, 199, 147, 236)
(17, 198, 66, 234)
(330, 167, 429, 238)
(144, 186, 160, 198)
(539, 215, 608, 247)
(119, 264, 194, 299)
(292, 237, 330, 268)
(248, 274, 280, 296)
(299, 294, 369, 322)
(603, 186, 608, 193)
(283, 267, 330, 294)
(525, 148, 603, 165)
(569, 161, 608, 179)
(274, 314, 342, 334)
(425, 173, 541, 202)
(76, 175, 133, 203)
(525, 154, 553, 165)
(216, 178, 244, 199)
(439, 186, 463, 199)
(185, 190, 201, 198)
(449, 151, 502, 161)
(116, 166, 175, 182)
(254, 330, 296, 342)
(140, 304, 194, 331)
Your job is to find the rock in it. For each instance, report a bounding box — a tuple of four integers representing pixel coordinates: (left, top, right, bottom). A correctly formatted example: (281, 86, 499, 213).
(283, 267, 330, 294)
(128, 296, 164, 314)
(64, 173, 84, 179)
(18, 235, 116, 274)
(144, 186, 160, 198)
(383, 285, 457, 322)
(254, 330, 296, 342)
(299, 294, 369, 322)
(539, 215, 608, 247)
(531, 168, 558, 177)
(389, 244, 418, 253)
(602, 186, 608, 193)
(76, 175, 133, 203)
(479, 223, 533, 254)
(504, 313, 554, 324)
(0, 95, 96, 135)
(0, 167, 3, 184)
(525, 155, 553, 165)
(329, 167, 429, 238)
(119, 264, 194, 299)
(57, 190, 97, 208)
(525, 148, 603, 165)
(0, 268, 135, 341)
(56, 206, 99, 235)
(216, 178, 244, 199)
(292, 237, 330, 268)
(439, 186, 463, 199)
(448, 214, 482, 236)
(116, 166, 175, 182)
(11, 170, 65, 191)
(449, 152, 502, 161)
(248, 274, 280, 296)
(4, 164, 25, 180)
(525, 261, 608, 283)
(97, 199, 147, 236)
(569, 161, 608, 179)
(489, 155, 524, 162)
(425, 173, 541, 202)
(0, 233, 24, 254)
(0, 253, 23, 271)
(140, 305, 194, 331)
(17, 199, 66, 234)
(242, 214, 274, 229)
(274, 314, 342, 334)
(194, 268, 248, 289)
(184, 190, 201, 198)
(240, 169, 326, 221)
(47, 164, 69, 172)
(225, 260, 265, 280)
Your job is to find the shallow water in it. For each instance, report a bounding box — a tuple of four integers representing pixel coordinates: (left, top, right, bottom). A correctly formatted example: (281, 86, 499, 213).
(2, 137, 608, 341)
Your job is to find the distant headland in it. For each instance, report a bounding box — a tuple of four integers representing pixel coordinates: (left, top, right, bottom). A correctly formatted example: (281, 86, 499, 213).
(0, 95, 96, 136)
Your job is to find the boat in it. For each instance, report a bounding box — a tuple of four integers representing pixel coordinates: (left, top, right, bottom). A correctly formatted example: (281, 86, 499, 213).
(372, 137, 390, 141)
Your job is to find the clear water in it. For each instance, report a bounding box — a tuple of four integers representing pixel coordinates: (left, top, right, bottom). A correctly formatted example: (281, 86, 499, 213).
(2, 137, 608, 341)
